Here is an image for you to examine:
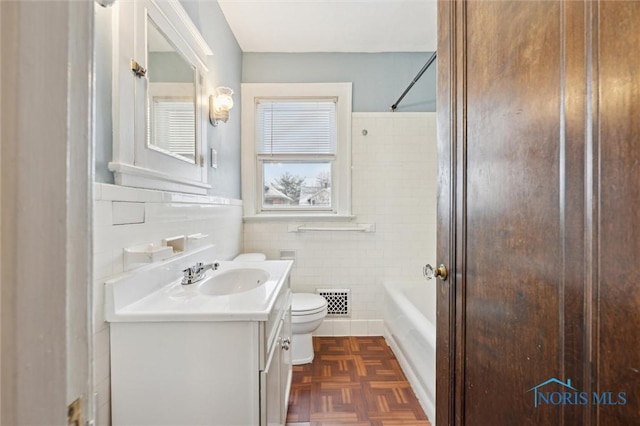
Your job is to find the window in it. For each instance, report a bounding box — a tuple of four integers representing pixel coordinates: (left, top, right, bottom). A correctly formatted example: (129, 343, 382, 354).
(258, 100, 335, 210)
(241, 83, 352, 219)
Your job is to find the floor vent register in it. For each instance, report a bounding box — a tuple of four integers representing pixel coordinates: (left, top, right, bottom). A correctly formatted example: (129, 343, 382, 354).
(316, 289, 351, 316)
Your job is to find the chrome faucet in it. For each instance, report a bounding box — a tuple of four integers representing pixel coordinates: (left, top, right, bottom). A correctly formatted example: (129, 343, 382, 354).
(181, 261, 220, 285)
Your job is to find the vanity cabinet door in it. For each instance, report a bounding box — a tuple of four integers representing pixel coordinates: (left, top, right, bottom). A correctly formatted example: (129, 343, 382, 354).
(280, 306, 292, 421)
(261, 319, 283, 426)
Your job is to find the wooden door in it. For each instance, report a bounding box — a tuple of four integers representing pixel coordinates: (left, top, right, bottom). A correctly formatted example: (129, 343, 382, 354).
(436, 1, 640, 424)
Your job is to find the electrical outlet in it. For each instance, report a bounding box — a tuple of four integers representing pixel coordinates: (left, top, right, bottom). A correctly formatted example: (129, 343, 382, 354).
(280, 250, 296, 261)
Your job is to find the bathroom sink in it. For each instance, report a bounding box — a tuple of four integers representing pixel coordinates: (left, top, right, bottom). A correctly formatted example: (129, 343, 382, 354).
(198, 268, 270, 296)
(105, 246, 293, 322)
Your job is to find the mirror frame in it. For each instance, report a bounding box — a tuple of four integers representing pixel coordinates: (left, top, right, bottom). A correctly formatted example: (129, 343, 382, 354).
(109, 0, 213, 195)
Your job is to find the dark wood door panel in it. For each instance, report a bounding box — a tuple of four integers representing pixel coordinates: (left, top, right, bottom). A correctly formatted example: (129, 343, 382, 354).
(464, 2, 564, 424)
(438, 0, 640, 424)
(597, 2, 640, 424)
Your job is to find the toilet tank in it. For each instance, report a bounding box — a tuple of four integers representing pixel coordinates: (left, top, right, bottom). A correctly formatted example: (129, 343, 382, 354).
(233, 253, 266, 261)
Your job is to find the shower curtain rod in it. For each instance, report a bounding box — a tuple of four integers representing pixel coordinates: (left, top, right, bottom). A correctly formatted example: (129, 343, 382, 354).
(390, 51, 437, 112)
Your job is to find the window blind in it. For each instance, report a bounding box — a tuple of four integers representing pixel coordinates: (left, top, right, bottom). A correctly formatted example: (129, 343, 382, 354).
(256, 100, 337, 155)
(152, 99, 195, 156)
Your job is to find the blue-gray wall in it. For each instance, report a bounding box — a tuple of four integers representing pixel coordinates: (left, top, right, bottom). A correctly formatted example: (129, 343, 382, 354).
(181, 0, 242, 198)
(94, 1, 243, 199)
(94, 5, 113, 184)
(148, 52, 194, 83)
(242, 52, 436, 112)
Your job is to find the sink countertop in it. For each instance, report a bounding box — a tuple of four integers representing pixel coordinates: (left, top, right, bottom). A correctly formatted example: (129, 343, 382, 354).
(105, 246, 293, 322)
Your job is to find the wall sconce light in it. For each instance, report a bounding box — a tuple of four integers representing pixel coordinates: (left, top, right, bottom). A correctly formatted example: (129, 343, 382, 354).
(209, 86, 234, 126)
(95, 0, 116, 7)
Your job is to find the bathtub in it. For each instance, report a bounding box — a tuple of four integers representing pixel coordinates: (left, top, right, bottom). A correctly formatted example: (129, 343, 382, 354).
(383, 282, 436, 424)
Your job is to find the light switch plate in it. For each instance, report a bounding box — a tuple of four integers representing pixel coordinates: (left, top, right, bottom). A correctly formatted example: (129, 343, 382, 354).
(210, 148, 217, 169)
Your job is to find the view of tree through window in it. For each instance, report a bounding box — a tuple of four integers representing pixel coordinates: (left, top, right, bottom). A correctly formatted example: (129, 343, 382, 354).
(262, 162, 331, 208)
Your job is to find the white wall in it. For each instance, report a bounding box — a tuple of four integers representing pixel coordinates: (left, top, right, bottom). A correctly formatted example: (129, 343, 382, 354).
(92, 184, 243, 426)
(2, 1, 93, 423)
(244, 112, 437, 335)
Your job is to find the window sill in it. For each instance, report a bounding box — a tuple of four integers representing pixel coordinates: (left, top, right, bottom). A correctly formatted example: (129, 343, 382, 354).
(243, 214, 356, 223)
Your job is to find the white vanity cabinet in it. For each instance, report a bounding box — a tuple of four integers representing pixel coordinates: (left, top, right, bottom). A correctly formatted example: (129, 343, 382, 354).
(260, 278, 293, 426)
(262, 302, 292, 425)
(107, 255, 293, 426)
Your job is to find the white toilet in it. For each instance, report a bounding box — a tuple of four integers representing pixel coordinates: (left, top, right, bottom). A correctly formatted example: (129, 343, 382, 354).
(290, 293, 327, 364)
(233, 253, 328, 365)
(233, 253, 268, 262)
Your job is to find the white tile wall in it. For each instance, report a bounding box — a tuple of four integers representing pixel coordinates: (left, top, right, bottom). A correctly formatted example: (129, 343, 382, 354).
(92, 183, 243, 425)
(244, 112, 438, 335)
(111, 201, 145, 225)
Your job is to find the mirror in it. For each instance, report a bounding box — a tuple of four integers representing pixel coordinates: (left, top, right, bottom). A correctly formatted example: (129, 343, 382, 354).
(111, 0, 212, 194)
(146, 16, 197, 163)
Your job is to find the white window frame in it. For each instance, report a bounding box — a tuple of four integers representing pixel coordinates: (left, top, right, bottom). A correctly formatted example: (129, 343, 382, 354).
(241, 83, 352, 220)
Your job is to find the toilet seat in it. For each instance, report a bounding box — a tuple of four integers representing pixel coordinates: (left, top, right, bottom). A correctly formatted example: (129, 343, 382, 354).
(292, 293, 327, 316)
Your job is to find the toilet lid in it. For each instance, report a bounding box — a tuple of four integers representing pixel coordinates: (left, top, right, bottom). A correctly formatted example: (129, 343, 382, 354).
(292, 293, 327, 315)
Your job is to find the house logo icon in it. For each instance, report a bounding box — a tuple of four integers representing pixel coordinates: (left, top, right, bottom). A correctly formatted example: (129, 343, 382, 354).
(527, 378, 628, 407)
(527, 378, 577, 408)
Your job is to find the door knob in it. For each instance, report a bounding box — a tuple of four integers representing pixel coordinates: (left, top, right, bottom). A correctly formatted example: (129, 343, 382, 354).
(424, 263, 448, 281)
(281, 338, 291, 351)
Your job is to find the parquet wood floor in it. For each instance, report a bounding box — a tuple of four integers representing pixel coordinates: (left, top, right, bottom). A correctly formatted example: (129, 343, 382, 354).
(286, 336, 431, 426)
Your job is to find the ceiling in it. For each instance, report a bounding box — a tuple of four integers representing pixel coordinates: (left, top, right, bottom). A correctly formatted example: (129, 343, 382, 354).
(217, 0, 437, 53)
